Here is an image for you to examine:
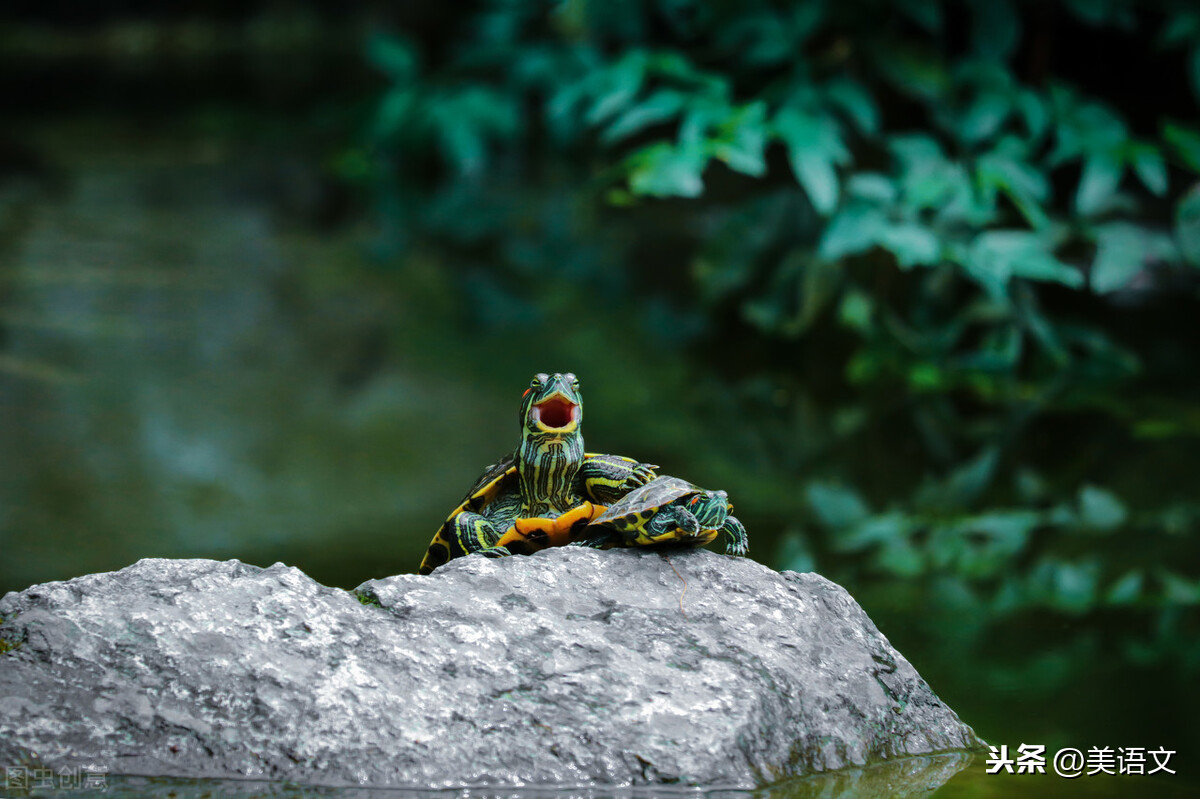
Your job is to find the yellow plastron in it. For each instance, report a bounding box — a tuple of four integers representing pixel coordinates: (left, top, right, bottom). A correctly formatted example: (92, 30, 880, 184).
(495, 501, 608, 554)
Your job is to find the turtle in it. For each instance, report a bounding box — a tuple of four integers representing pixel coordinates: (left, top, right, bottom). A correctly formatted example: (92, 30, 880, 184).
(578, 475, 749, 557)
(418, 372, 658, 574)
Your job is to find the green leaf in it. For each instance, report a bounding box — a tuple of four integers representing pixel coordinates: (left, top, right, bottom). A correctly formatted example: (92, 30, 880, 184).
(845, 173, 897, 204)
(1078, 484, 1128, 531)
(889, 135, 967, 211)
(976, 139, 1050, 228)
(1015, 89, 1048, 139)
(1129, 144, 1168, 196)
(1091, 223, 1145, 293)
(1161, 572, 1200, 605)
(628, 142, 706, 198)
(1076, 152, 1124, 216)
(373, 88, 417, 139)
(916, 446, 1000, 511)
(722, 5, 823, 66)
(427, 88, 520, 174)
(963, 231, 1083, 297)
(712, 101, 768, 177)
(959, 90, 1011, 143)
(879, 223, 941, 268)
(877, 538, 924, 577)
(1064, 0, 1135, 27)
(601, 90, 686, 144)
(647, 51, 706, 83)
(367, 33, 418, 79)
(1015, 467, 1049, 503)
(934, 511, 1039, 577)
(818, 205, 888, 260)
(969, 511, 1040, 550)
(1176, 185, 1200, 265)
(546, 82, 588, 138)
(838, 290, 874, 332)
(1106, 570, 1143, 605)
(949, 447, 1000, 503)
(585, 52, 647, 125)
(838, 513, 914, 553)
(1163, 123, 1200, 172)
(776, 531, 817, 573)
(1050, 559, 1101, 614)
(1014, 285, 1069, 364)
(679, 102, 724, 147)
(775, 108, 848, 215)
(806, 482, 871, 529)
(907, 362, 945, 391)
(1011, 251, 1085, 287)
(1050, 96, 1128, 167)
(876, 45, 950, 102)
(824, 77, 879, 135)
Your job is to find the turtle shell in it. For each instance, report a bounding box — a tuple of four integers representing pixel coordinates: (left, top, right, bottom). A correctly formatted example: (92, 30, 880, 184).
(590, 475, 701, 529)
(421, 451, 646, 574)
(455, 452, 517, 508)
(418, 453, 520, 575)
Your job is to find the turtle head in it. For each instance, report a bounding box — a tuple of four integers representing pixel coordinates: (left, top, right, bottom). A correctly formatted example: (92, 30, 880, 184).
(686, 489, 730, 530)
(519, 372, 582, 439)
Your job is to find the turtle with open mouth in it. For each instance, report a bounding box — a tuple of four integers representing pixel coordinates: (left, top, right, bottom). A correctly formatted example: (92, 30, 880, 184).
(418, 372, 658, 574)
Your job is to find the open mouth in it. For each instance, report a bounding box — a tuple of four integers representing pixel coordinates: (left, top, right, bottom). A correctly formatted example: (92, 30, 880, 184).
(533, 395, 578, 429)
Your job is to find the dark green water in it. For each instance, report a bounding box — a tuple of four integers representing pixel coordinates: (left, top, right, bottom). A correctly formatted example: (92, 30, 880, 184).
(6, 755, 1196, 797)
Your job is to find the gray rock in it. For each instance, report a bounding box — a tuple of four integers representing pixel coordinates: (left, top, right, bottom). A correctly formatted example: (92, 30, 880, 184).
(0, 548, 983, 790)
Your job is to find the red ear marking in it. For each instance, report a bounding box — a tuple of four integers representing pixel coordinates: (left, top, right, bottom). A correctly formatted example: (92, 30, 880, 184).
(523, 388, 531, 398)
(689, 496, 700, 506)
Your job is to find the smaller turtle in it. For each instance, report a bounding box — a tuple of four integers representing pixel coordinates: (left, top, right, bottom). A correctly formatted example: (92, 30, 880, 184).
(581, 475, 749, 556)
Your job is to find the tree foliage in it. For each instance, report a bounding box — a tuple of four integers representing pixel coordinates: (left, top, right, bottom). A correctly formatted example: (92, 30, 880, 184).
(357, 0, 1200, 740)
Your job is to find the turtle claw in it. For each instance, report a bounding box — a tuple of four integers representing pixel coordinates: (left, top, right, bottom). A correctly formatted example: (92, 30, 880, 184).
(722, 516, 749, 557)
(644, 506, 699, 542)
(625, 462, 659, 491)
(479, 545, 513, 559)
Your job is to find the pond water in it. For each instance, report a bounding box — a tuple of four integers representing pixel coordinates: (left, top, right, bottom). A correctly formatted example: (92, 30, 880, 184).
(7, 755, 1196, 797)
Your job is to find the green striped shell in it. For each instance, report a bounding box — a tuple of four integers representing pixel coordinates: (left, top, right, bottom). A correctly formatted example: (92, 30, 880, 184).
(591, 476, 701, 531)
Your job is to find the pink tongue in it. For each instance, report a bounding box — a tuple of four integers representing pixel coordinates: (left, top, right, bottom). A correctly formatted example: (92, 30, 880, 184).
(537, 398, 574, 428)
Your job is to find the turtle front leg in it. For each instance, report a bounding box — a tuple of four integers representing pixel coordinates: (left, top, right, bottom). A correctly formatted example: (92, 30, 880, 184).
(451, 510, 513, 560)
(722, 515, 749, 557)
(581, 454, 659, 505)
(639, 505, 700, 544)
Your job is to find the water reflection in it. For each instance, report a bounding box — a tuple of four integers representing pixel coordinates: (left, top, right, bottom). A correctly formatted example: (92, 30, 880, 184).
(20, 752, 974, 799)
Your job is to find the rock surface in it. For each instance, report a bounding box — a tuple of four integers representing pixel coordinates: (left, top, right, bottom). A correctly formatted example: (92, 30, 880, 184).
(0, 548, 983, 789)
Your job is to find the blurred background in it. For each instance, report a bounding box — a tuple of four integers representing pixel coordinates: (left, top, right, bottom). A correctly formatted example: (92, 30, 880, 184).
(2, 0, 1198, 783)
